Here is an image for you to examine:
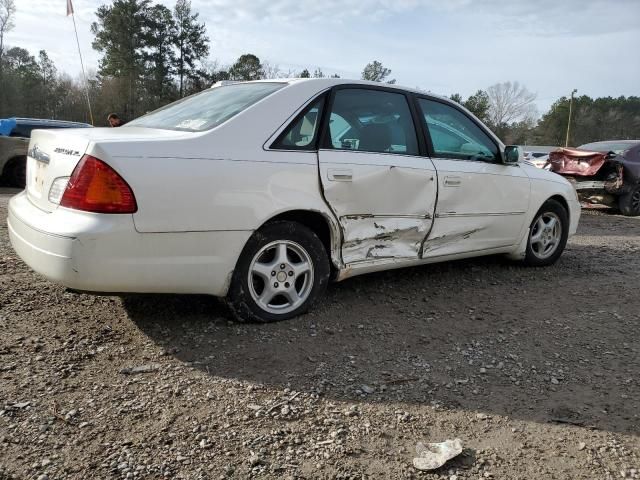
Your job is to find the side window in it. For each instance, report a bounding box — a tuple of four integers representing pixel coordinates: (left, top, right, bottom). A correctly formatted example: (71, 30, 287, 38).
(326, 89, 419, 155)
(272, 97, 324, 150)
(418, 99, 498, 162)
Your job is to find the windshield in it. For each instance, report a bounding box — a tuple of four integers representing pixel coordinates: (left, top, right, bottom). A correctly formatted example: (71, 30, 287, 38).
(127, 82, 285, 132)
(578, 142, 638, 154)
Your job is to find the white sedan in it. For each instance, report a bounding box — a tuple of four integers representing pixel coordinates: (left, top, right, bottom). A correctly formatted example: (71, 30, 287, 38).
(8, 79, 581, 322)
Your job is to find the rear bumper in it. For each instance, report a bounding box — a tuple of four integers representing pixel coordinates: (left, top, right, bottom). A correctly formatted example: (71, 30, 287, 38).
(8, 191, 251, 296)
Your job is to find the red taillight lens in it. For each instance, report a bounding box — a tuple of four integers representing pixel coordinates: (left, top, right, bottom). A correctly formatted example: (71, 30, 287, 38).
(60, 155, 137, 213)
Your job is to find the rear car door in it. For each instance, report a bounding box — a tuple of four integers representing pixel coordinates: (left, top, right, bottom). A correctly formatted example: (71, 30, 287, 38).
(416, 98, 530, 257)
(317, 87, 437, 264)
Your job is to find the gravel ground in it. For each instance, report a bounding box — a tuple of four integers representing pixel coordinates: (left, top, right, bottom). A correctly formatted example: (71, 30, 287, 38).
(1, 189, 639, 479)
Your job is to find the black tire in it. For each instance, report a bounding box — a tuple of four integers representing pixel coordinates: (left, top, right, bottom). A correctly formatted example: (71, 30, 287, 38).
(227, 221, 330, 323)
(618, 186, 640, 217)
(523, 199, 569, 267)
(3, 156, 27, 188)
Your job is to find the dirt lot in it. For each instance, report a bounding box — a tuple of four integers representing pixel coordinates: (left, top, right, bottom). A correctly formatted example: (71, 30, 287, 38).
(1, 189, 639, 479)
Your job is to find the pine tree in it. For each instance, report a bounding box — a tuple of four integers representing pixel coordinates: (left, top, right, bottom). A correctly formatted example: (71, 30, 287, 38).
(173, 0, 209, 97)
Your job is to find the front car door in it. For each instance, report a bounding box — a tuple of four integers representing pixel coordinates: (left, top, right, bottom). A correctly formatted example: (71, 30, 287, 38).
(318, 87, 437, 264)
(415, 98, 531, 258)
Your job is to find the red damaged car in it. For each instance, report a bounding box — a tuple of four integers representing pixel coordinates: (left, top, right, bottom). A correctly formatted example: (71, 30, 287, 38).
(548, 140, 640, 216)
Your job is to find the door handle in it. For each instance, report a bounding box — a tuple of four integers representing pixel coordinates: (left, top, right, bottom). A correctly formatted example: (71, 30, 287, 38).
(444, 176, 462, 187)
(327, 168, 353, 182)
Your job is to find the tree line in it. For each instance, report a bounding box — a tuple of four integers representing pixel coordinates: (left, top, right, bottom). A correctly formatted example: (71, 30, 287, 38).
(1, 0, 639, 146)
(448, 86, 640, 147)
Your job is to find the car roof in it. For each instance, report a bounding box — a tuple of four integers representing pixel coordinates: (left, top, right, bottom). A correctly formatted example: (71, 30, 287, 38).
(219, 78, 452, 102)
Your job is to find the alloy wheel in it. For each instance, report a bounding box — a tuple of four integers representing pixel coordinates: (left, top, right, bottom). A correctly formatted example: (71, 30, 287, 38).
(247, 240, 315, 315)
(529, 212, 562, 260)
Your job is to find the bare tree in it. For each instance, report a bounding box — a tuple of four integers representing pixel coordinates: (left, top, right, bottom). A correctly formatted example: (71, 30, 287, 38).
(262, 62, 295, 79)
(0, 0, 16, 61)
(486, 81, 537, 127)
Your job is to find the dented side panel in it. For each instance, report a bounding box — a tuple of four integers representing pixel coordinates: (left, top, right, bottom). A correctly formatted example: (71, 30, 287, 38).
(341, 216, 430, 264)
(318, 150, 437, 265)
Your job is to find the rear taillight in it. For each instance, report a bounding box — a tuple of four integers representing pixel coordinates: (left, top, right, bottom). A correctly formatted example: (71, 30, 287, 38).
(60, 155, 137, 213)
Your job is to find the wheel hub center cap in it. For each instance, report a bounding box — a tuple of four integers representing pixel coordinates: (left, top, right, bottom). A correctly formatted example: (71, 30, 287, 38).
(276, 271, 288, 282)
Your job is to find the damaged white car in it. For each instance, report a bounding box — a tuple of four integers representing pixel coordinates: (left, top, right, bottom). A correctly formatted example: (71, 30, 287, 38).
(8, 79, 581, 322)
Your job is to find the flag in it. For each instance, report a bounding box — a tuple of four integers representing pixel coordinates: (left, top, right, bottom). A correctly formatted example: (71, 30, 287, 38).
(66, 0, 74, 16)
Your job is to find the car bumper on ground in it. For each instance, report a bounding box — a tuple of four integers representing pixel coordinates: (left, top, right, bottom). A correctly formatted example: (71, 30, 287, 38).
(7, 191, 251, 297)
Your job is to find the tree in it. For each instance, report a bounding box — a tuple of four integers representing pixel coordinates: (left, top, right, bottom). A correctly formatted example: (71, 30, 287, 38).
(38, 50, 58, 117)
(464, 90, 490, 123)
(201, 59, 229, 84)
(91, 0, 152, 118)
(486, 81, 536, 128)
(361, 60, 395, 84)
(299, 68, 310, 78)
(173, 0, 209, 97)
(0, 0, 14, 61)
(0, 47, 37, 116)
(0, 0, 15, 82)
(449, 93, 463, 104)
(228, 54, 263, 81)
(145, 4, 177, 105)
(534, 95, 640, 146)
(312, 68, 325, 78)
(262, 62, 294, 79)
(449, 91, 489, 123)
(0, 47, 57, 117)
(4, 46, 36, 72)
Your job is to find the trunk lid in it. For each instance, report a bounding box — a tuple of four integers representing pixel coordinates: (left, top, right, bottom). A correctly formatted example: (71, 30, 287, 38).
(26, 126, 193, 212)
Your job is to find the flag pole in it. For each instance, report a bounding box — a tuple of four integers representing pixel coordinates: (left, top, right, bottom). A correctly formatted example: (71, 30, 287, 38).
(68, 0, 94, 125)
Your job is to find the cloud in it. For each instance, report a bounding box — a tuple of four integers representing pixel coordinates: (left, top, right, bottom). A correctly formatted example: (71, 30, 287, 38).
(5, 0, 639, 113)
(187, 0, 639, 35)
(473, 0, 640, 35)
(190, 0, 475, 24)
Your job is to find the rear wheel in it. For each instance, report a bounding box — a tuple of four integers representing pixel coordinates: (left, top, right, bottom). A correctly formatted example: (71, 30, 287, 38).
(3, 156, 26, 188)
(227, 221, 330, 323)
(618, 186, 640, 216)
(524, 199, 569, 267)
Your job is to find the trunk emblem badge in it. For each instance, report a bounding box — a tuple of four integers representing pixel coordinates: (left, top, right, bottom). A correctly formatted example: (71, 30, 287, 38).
(28, 144, 50, 164)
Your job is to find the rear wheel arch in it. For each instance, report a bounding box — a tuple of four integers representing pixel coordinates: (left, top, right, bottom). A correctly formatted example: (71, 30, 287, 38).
(226, 209, 342, 299)
(260, 209, 341, 270)
(227, 219, 331, 322)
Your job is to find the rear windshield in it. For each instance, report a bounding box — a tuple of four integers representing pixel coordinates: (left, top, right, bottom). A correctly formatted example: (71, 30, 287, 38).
(127, 82, 285, 132)
(578, 142, 638, 154)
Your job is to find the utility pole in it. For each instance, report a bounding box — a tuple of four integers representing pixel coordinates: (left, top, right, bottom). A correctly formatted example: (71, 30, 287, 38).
(565, 89, 577, 147)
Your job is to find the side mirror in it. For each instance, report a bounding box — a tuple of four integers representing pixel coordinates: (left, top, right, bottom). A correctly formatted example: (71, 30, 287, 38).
(502, 145, 520, 164)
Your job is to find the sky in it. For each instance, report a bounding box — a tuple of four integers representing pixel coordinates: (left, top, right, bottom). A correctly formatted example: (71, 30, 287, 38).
(6, 0, 640, 113)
